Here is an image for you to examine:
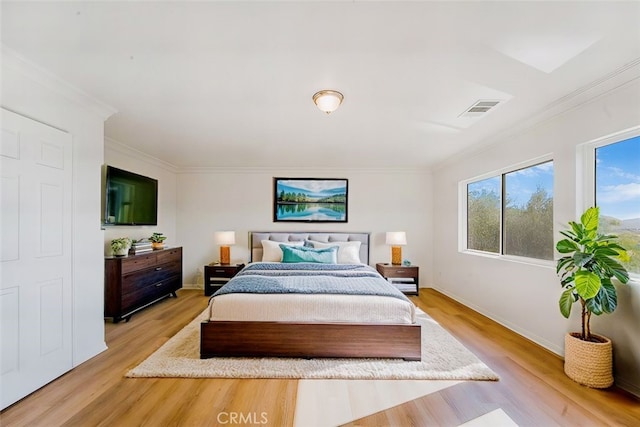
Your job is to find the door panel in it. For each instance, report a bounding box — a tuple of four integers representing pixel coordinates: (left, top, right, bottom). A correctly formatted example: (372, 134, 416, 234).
(0, 175, 20, 262)
(0, 108, 73, 409)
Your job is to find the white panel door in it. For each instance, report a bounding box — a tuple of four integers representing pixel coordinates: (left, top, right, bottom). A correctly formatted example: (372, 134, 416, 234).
(1, 108, 73, 409)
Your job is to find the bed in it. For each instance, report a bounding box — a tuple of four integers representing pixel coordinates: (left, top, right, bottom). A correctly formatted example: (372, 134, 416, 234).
(200, 232, 421, 361)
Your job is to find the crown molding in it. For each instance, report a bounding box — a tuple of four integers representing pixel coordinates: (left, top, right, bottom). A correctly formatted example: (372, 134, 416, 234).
(177, 166, 430, 175)
(1, 45, 117, 121)
(105, 137, 179, 173)
(105, 139, 428, 175)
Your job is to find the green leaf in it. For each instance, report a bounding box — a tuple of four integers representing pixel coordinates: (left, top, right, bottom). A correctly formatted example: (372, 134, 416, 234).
(559, 230, 578, 241)
(569, 221, 584, 238)
(599, 256, 630, 284)
(574, 270, 601, 299)
(559, 289, 574, 318)
(572, 252, 593, 268)
(556, 239, 579, 253)
(593, 247, 619, 257)
(599, 279, 617, 314)
(586, 296, 603, 316)
(581, 207, 599, 232)
(560, 275, 575, 287)
(595, 233, 618, 242)
(556, 256, 574, 275)
(616, 249, 631, 263)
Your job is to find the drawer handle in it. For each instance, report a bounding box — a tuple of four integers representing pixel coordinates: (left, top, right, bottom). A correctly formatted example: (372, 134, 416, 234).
(215, 269, 225, 273)
(155, 267, 162, 271)
(396, 270, 404, 273)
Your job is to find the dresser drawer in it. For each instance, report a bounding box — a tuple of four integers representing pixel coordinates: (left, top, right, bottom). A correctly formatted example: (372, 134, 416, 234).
(121, 253, 157, 274)
(121, 276, 180, 313)
(121, 259, 182, 295)
(157, 247, 182, 264)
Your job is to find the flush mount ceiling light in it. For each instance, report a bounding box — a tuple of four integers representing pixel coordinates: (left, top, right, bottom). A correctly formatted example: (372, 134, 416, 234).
(313, 90, 344, 114)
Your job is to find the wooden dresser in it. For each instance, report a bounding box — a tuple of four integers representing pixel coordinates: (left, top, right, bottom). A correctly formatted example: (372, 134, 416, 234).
(105, 247, 182, 322)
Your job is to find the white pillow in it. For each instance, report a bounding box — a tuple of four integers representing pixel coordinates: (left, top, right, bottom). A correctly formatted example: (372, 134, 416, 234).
(309, 240, 362, 264)
(261, 239, 305, 262)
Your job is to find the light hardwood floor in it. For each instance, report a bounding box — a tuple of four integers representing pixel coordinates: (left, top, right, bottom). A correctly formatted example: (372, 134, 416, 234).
(1, 288, 638, 426)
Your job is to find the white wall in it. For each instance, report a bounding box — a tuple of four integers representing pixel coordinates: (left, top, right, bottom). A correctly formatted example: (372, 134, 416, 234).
(432, 79, 640, 395)
(176, 169, 433, 287)
(101, 149, 432, 292)
(2, 50, 114, 365)
(103, 138, 178, 255)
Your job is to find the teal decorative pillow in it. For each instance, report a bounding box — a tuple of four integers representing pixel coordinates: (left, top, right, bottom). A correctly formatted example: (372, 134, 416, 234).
(280, 244, 338, 264)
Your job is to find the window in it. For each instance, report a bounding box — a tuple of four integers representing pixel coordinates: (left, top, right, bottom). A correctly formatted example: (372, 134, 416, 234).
(504, 163, 555, 260)
(466, 160, 554, 260)
(467, 177, 500, 253)
(594, 135, 640, 277)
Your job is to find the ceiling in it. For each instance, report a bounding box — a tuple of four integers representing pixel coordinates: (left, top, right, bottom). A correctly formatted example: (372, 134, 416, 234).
(2, 1, 640, 170)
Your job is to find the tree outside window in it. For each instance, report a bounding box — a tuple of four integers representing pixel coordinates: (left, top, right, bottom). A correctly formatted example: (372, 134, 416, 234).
(467, 177, 500, 253)
(504, 162, 554, 260)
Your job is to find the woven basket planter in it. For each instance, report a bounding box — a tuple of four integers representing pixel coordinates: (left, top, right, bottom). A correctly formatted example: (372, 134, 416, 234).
(564, 332, 613, 388)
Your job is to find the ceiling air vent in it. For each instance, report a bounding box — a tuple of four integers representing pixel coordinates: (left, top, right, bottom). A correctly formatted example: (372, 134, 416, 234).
(459, 100, 502, 118)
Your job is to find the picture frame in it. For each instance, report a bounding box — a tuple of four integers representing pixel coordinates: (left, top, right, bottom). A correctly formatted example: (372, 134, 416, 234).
(273, 177, 348, 223)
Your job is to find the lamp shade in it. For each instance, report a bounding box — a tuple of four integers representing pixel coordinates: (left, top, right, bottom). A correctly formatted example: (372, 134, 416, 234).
(313, 90, 344, 114)
(385, 231, 407, 246)
(214, 231, 236, 246)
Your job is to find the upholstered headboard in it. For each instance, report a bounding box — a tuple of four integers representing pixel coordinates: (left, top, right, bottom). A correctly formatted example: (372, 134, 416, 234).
(249, 231, 370, 265)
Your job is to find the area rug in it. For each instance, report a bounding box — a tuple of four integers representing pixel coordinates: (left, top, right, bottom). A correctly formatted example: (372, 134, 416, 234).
(126, 308, 499, 380)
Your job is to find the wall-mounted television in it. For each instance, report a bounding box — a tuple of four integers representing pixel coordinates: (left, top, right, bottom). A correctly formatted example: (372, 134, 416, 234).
(103, 165, 158, 226)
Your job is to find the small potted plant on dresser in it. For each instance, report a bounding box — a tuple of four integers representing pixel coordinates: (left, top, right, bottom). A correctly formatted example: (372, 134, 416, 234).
(556, 206, 630, 388)
(110, 237, 132, 257)
(149, 232, 167, 250)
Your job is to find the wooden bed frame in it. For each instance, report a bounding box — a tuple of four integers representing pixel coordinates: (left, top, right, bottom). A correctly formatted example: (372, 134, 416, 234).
(200, 232, 421, 361)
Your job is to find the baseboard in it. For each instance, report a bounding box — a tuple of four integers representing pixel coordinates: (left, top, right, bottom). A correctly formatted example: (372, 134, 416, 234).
(429, 286, 563, 356)
(615, 377, 640, 398)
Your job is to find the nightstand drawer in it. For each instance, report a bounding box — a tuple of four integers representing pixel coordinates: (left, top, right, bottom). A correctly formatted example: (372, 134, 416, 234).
(207, 266, 238, 277)
(382, 267, 416, 278)
(204, 263, 245, 296)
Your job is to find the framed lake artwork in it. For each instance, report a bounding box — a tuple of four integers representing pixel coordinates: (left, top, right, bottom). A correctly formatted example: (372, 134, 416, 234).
(273, 178, 348, 223)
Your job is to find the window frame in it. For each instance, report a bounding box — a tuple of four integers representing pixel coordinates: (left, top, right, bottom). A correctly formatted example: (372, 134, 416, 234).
(459, 154, 555, 266)
(579, 126, 640, 283)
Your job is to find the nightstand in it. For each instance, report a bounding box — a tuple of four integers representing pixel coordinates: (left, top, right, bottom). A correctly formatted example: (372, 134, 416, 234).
(376, 263, 419, 295)
(204, 263, 244, 296)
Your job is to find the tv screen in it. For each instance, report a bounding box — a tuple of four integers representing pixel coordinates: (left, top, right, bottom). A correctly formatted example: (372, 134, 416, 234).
(103, 166, 158, 226)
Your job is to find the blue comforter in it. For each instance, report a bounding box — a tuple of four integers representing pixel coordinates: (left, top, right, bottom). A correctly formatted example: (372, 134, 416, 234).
(212, 262, 410, 302)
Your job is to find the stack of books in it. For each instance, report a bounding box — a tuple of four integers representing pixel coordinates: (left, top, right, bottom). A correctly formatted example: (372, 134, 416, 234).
(129, 240, 153, 255)
(387, 277, 416, 293)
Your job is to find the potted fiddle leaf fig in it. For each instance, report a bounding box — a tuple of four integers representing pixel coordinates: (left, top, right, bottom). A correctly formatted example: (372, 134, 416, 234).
(110, 237, 132, 257)
(556, 206, 630, 388)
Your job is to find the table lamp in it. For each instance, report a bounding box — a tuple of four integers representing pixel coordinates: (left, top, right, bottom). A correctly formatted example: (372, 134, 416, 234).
(385, 231, 406, 265)
(214, 231, 235, 265)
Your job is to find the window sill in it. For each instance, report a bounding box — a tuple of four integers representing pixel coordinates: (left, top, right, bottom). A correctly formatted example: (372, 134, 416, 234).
(460, 249, 555, 269)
